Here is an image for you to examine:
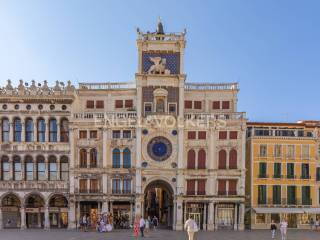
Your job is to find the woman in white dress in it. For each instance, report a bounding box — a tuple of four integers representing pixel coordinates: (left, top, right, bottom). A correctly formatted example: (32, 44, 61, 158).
(280, 218, 288, 240)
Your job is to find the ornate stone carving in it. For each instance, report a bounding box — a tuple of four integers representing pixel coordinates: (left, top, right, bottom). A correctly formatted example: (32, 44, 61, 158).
(148, 57, 170, 74)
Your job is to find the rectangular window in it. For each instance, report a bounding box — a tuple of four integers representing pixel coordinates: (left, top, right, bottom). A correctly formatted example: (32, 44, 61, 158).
(112, 179, 121, 194)
(194, 101, 202, 109)
(229, 131, 238, 139)
(301, 145, 309, 159)
(212, 101, 220, 110)
(96, 100, 104, 109)
(184, 100, 192, 109)
(273, 163, 281, 178)
(317, 167, 320, 181)
(123, 130, 131, 139)
(287, 163, 295, 179)
(123, 179, 131, 194)
(79, 179, 87, 193)
(188, 131, 196, 140)
(112, 130, 121, 139)
(256, 214, 266, 224)
(222, 101, 230, 109)
(125, 99, 133, 108)
(287, 186, 296, 205)
(259, 162, 267, 178)
(168, 103, 177, 114)
(197, 179, 206, 195)
(274, 145, 282, 157)
(79, 130, 87, 139)
(86, 100, 94, 109)
(258, 185, 267, 204)
(259, 145, 267, 157)
(186, 180, 196, 195)
(26, 162, 33, 181)
(198, 131, 206, 140)
(301, 186, 311, 205)
(144, 103, 152, 114)
(2, 161, 10, 180)
(219, 131, 227, 140)
(49, 162, 57, 181)
(287, 145, 295, 158)
(90, 179, 99, 193)
(228, 179, 237, 195)
(272, 185, 281, 204)
(37, 161, 46, 181)
(115, 100, 123, 108)
(218, 179, 227, 195)
(60, 161, 69, 181)
(301, 163, 309, 179)
(89, 130, 97, 139)
(14, 161, 22, 181)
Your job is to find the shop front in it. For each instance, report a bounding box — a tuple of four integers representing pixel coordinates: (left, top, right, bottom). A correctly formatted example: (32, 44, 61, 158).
(80, 201, 99, 229)
(185, 203, 205, 230)
(25, 194, 45, 228)
(216, 203, 235, 229)
(49, 195, 68, 228)
(1, 194, 21, 228)
(112, 201, 132, 229)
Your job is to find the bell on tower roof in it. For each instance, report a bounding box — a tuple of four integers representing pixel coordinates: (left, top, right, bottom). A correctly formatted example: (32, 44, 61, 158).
(156, 17, 164, 34)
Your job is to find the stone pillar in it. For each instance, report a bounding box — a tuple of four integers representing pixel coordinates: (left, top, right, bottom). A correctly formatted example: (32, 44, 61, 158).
(234, 204, 238, 230)
(0, 207, 3, 230)
(44, 205, 50, 229)
(102, 128, 108, 195)
(68, 201, 76, 229)
(56, 117, 61, 142)
(135, 127, 142, 194)
(175, 199, 183, 230)
(203, 203, 207, 230)
(69, 127, 76, 194)
(20, 207, 26, 229)
(102, 201, 108, 213)
(207, 202, 214, 230)
(76, 202, 81, 227)
(214, 204, 218, 230)
(238, 203, 245, 230)
(173, 200, 177, 230)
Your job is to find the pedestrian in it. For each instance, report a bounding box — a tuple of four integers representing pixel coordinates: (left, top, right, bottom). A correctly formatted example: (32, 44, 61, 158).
(139, 216, 146, 237)
(184, 215, 198, 240)
(270, 220, 277, 239)
(145, 216, 150, 236)
(315, 218, 319, 231)
(82, 215, 88, 232)
(310, 218, 314, 230)
(133, 216, 140, 239)
(280, 218, 288, 240)
(152, 216, 158, 230)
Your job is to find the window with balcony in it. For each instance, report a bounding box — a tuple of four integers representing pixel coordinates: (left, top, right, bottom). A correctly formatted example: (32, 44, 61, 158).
(197, 179, 206, 195)
(49, 156, 57, 181)
(25, 156, 33, 181)
(123, 148, 131, 168)
(187, 149, 195, 169)
(272, 185, 281, 204)
(301, 163, 309, 179)
(218, 179, 226, 195)
(37, 118, 46, 142)
(259, 162, 267, 178)
(287, 163, 295, 179)
(112, 130, 121, 139)
(302, 186, 311, 205)
(274, 145, 282, 157)
(25, 118, 34, 142)
(258, 185, 267, 204)
(218, 150, 227, 169)
(273, 163, 281, 178)
(112, 148, 121, 168)
(1, 118, 10, 142)
(49, 118, 57, 142)
(198, 149, 206, 169)
(123, 179, 131, 194)
(13, 118, 22, 142)
(1, 156, 10, 180)
(259, 145, 267, 157)
(13, 156, 22, 181)
(186, 179, 196, 195)
(287, 186, 296, 205)
(112, 179, 121, 194)
(229, 149, 237, 169)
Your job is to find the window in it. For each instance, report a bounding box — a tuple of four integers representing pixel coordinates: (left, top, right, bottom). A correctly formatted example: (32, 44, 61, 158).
(13, 156, 22, 181)
(115, 100, 123, 108)
(197, 179, 206, 195)
(222, 101, 230, 109)
(219, 131, 227, 140)
(198, 149, 206, 169)
(49, 118, 57, 142)
(89, 130, 97, 139)
(317, 167, 320, 181)
(2, 118, 10, 142)
(273, 185, 281, 204)
(259, 162, 267, 178)
(256, 214, 266, 224)
(1, 156, 10, 180)
(49, 156, 57, 181)
(112, 130, 121, 139)
(194, 101, 202, 109)
(273, 163, 281, 178)
(301, 186, 311, 205)
(287, 186, 296, 205)
(144, 103, 152, 114)
(198, 131, 206, 139)
(60, 119, 69, 142)
(25, 156, 33, 181)
(13, 118, 22, 142)
(79, 149, 87, 168)
(259, 145, 267, 157)
(301, 163, 309, 179)
(229, 131, 238, 139)
(218, 150, 227, 169)
(125, 99, 133, 108)
(79, 179, 87, 193)
(112, 148, 121, 168)
(123, 148, 131, 168)
(96, 100, 104, 109)
(274, 145, 282, 157)
(228, 180, 237, 195)
(188, 131, 196, 140)
(90, 179, 99, 193)
(229, 149, 237, 169)
(37, 156, 46, 180)
(123, 179, 131, 194)
(60, 156, 69, 181)
(156, 98, 165, 112)
(287, 145, 295, 158)
(184, 100, 192, 109)
(86, 100, 94, 108)
(79, 130, 87, 139)
(90, 149, 97, 168)
(123, 130, 131, 139)
(186, 180, 196, 195)
(112, 179, 121, 194)
(218, 179, 226, 195)
(287, 163, 295, 179)
(258, 185, 267, 204)
(301, 145, 309, 159)
(187, 150, 195, 169)
(37, 118, 46, 142)
(212, 101, 220, 110)
(25, 118, 34, 142)
(168, 103, 176, 114)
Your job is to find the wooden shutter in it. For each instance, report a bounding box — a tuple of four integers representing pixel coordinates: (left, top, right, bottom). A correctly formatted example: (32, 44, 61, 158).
(125, 99, 133, 108)
(218, 150, 227, 169)
(229, 149, 237, 169)
(228, 179, 237, 195)
(218, 179, 226, 195)
(222, 101, 230, 109)
(212, 101, 220, 110)
(198, 131, 206, 139)
(219, 131, 227, 140)
(187, 150, 196, 169)
(115, 100, 123, 108)
(188, 131, 196, 140)
(96, 100, 104, 109)
(197, 179, 206, 195)
(198, 149, 206, 169)
(229, 131, 238, 139)
(184, 100, 192, 109)
(86, 100, 94, 109)
(194, 101, 202, 109)
(187, 180, 196, 195)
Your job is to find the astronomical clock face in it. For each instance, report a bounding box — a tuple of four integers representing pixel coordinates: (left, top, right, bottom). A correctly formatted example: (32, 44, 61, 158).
(147, 136, 172, 162)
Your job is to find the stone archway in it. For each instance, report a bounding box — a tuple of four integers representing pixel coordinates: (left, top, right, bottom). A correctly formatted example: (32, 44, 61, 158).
(144, 179, 174, 229)
(48, 194, 68, 228)
(1, 193, 21, 228)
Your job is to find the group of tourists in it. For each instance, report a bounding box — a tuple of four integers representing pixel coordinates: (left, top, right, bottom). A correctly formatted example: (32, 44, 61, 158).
(133, 215, 159, 238)
(309, 217, 320, 231)
(79, 213, 113, 232)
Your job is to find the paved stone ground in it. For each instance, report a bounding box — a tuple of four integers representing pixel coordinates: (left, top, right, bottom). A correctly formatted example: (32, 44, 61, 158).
(0, 229, 319, 240)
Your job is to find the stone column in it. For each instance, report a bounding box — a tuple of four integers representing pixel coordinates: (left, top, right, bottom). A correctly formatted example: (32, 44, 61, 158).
(102, 201, 108, 213)
(173, 200, 177, 230)
(238, 203, 245, 230)
(135, 127, 142, 194)
(68, 201, 76, 229)
(234, 204, 238, 230)
(69, 127, 76, 194)
(44, 205, 50, 229)
(175, 199, 183, 230)
(0, 207, 3, 230)
(56, 117, 61, 142)
(207, 202, 214, 230)
(214, 204, 218, 230)
(102, 128, 108, 195)
(203, 203, 207, 230)
(20, 206, 26, 229)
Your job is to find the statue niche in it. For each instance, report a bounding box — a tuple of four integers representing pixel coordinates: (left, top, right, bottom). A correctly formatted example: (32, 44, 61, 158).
(148, 57, 171, 75)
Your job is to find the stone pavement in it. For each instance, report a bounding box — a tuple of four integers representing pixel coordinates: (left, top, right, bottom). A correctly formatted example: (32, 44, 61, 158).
(0, 229, 319, 240)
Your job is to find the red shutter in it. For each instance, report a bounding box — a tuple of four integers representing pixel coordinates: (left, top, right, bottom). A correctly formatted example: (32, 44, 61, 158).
(187, 180, 195, 195)
(188, 131, 196, 140)
(187, 150, 196, 169)
(198, 149, 206, 169)
(230, 131, 238, 139)
(228, 180, 237, 195)
(115, 100, 123, 108)
(219, 131, 227, 140)
(198, 131, 206, 140)
(86, 100, 94, 109)
(96, 100, 104, 109)
(197, 179, 206, 195)
(212, 101, 220, 109)
(194, 101, 202, 109)
(218, 150, 227, 169)
(218, 180, 226, 195)
(184, 100, 192, 109)
(229, 149, 237, 169)
(125, 99, 133, 108)
(222, 101, 230, 109)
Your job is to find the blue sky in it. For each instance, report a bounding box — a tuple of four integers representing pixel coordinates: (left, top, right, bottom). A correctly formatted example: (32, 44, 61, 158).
(0, 0, 319, 122)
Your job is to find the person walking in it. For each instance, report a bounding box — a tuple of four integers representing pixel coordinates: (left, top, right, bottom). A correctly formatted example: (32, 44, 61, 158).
(315, 218, 319, 231)
(310, 218, 314, 230)
(184, 215, 198, 240)
(133, 216, 140, 239)
(152, 216, 158, 230)
(280, 218, 288, 240)
(82, 215, 88, 232)
(139, 216, 146, 237)
(270, 220, 277, 239)
(145, 216, 150, 236)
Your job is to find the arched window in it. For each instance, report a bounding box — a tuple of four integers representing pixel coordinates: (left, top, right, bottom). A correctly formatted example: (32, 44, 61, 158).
(25, 155, 33, 180)
(49, 156, 57, 180)
(25, 118, 34, 142)
(218, 150, 227, 169)
(198, 149, 206, 169)
(229, 149, 237, 169)
(13, 155, 22, 181)
(1, 156, 10, 180)
(60, 118, 69, 142)
(79, 149, 87, 168)
(13, 118, 22, 142)
(187, 149, 195, 169)
(49, 118, 57, 142)
(60, 156, 69, 181)
(112, 148, 121, 168)
(90, 148, 97, 168)
(123, 148, 131, 168)
(36, 155, 46, 180)
(2, 118, 10, 142)
(37, 118, 46, 142)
